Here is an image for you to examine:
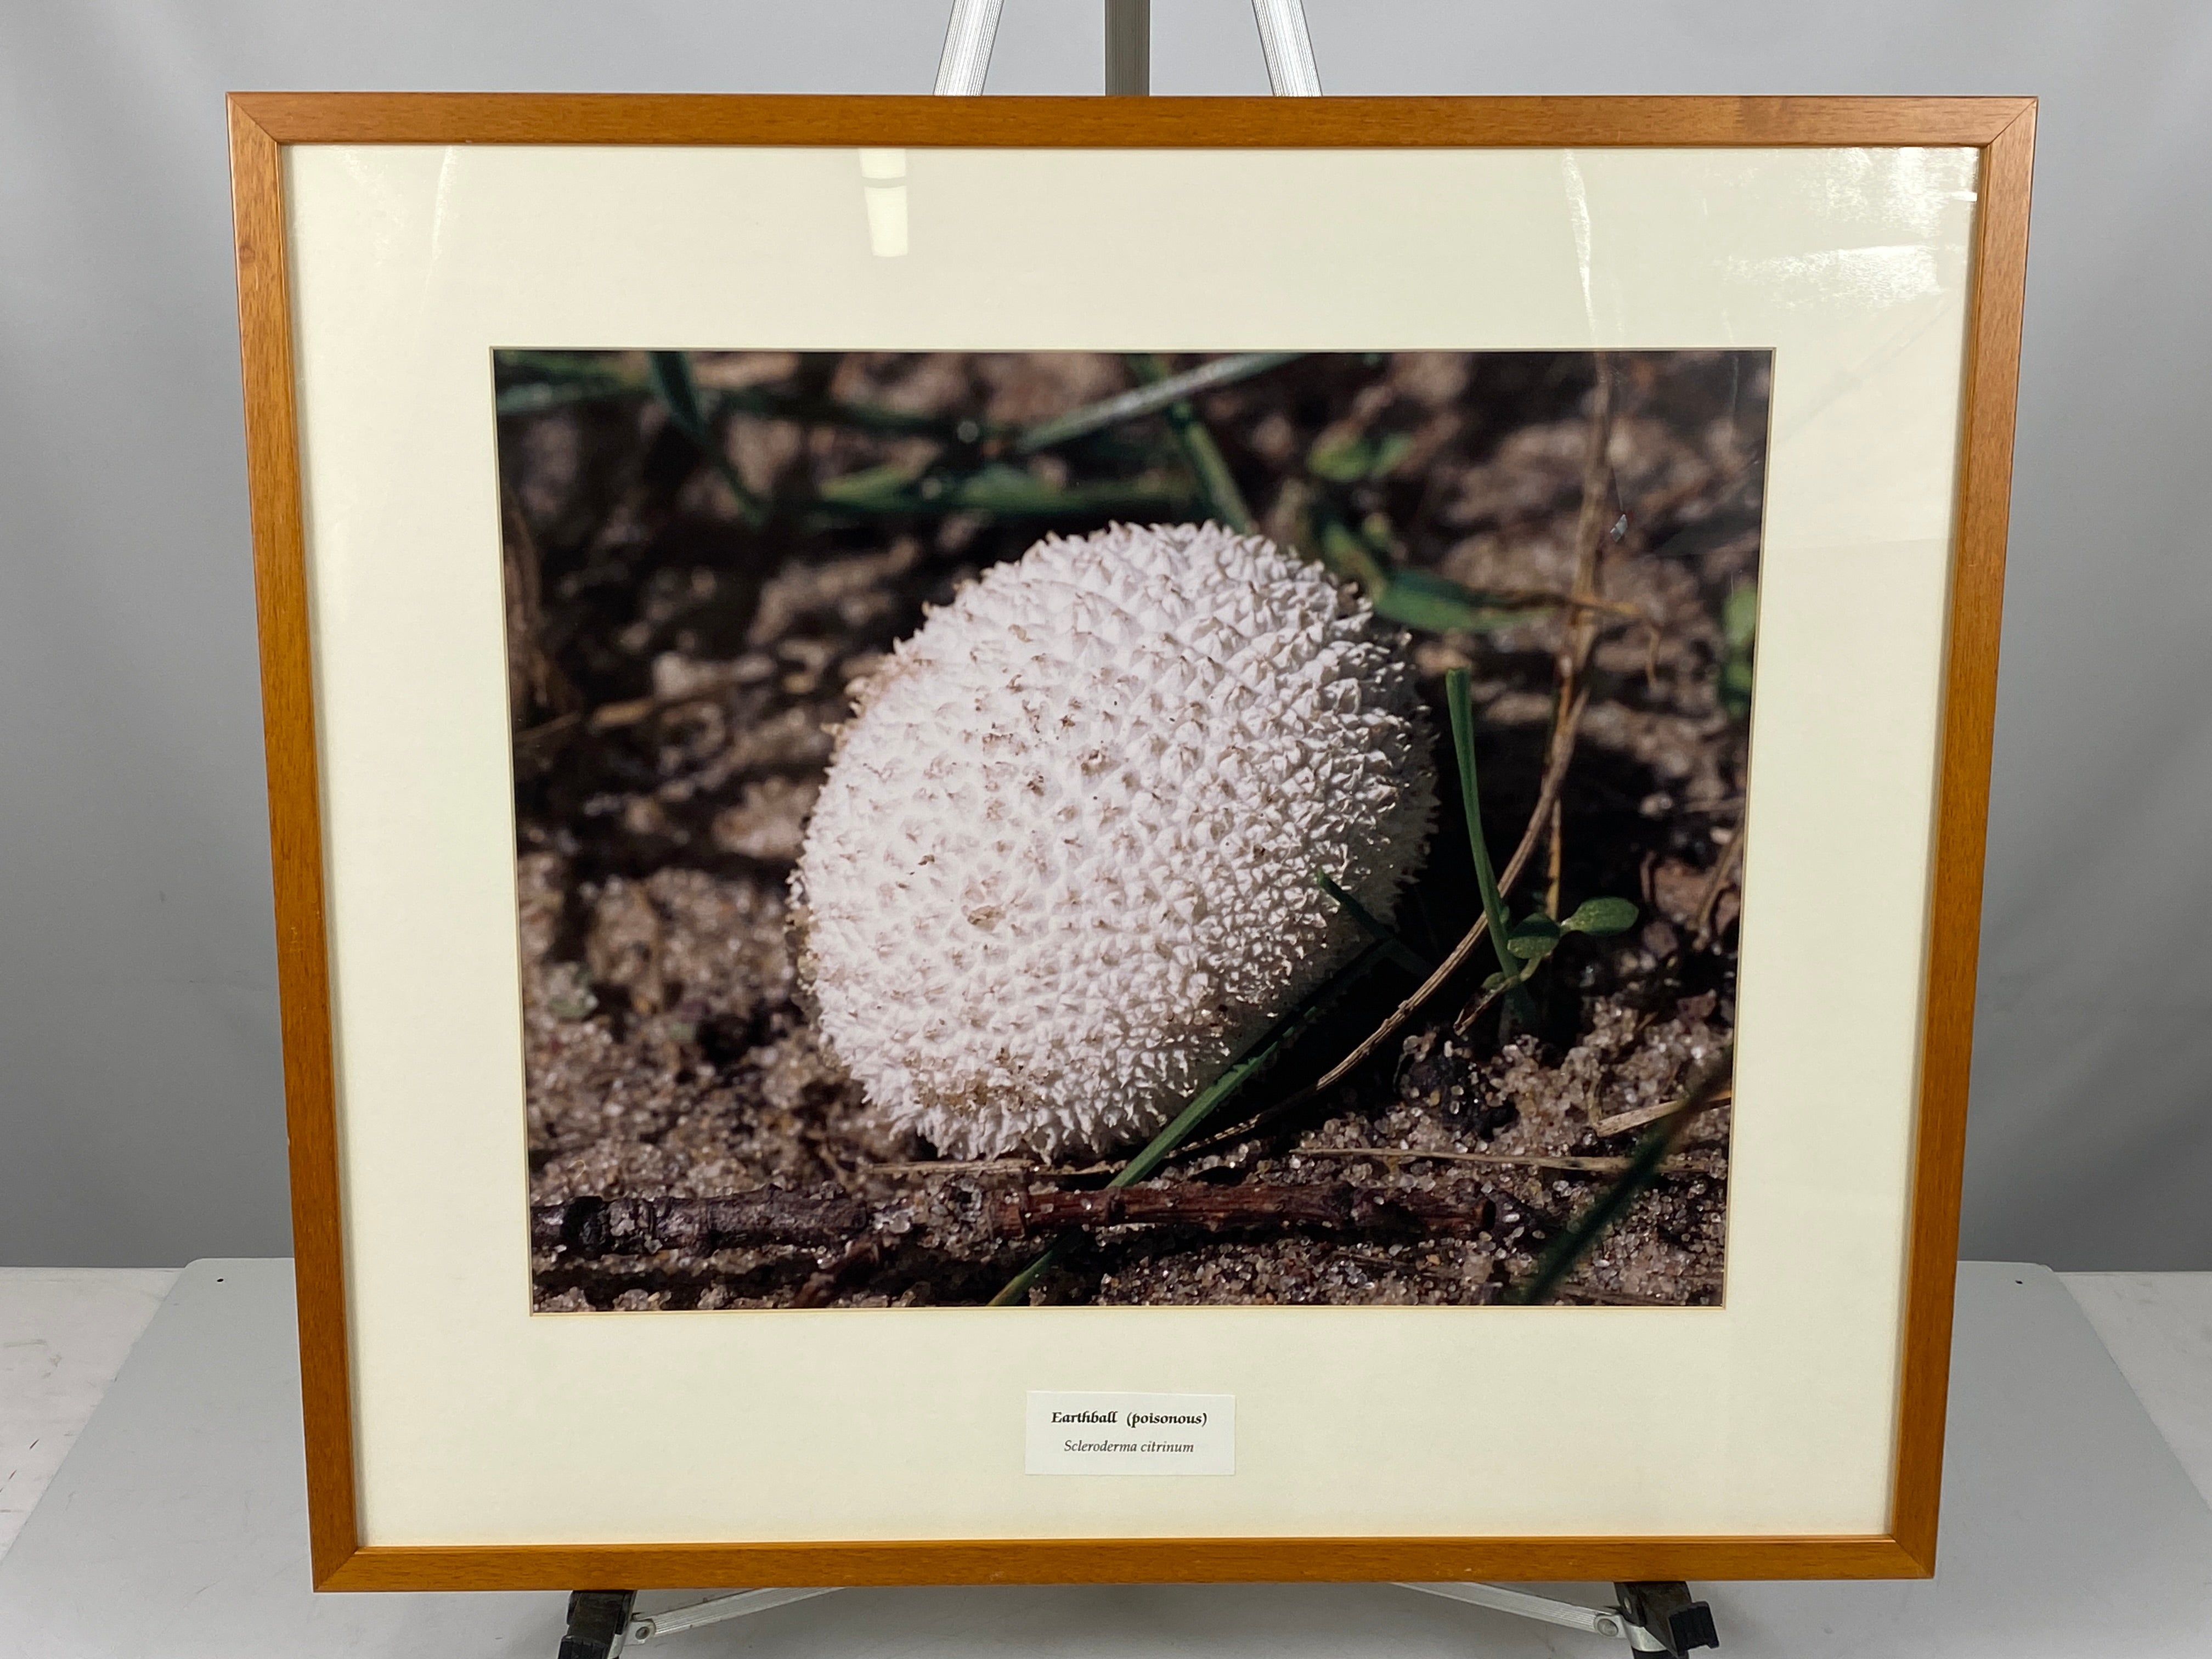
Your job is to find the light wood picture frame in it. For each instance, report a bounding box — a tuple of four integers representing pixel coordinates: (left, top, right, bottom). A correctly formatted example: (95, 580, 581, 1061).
(230, 93, 2034, 1592)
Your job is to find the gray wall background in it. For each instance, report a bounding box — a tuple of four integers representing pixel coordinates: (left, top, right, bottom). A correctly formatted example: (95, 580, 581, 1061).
(2, 2, 2205, 1269)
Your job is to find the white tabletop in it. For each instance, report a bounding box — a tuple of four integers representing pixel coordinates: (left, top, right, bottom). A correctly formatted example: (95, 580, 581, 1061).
(1, 1261, 2209, 1656)
(0, 1268, 175, 1559)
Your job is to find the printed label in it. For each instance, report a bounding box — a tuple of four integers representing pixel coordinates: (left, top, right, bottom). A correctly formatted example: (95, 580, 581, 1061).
(1025, 1391, 1235, 1475)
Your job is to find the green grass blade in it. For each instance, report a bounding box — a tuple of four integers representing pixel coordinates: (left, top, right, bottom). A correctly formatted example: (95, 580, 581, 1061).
(1124, 353, 1256, 533)
(808, 469, 1195, 521)
(1315, 872, 1434, 977)
(1446, 668, 1533, 1022)
(1314, 518, 1390, 595)
(497, 381, 642, 417)
(643, 351, 767, 528)
(714, 384, 1007, 444)
(1015, 352, 1304, 454)
(1372, 569, 1548, 635)
(495, 348, 640, 385)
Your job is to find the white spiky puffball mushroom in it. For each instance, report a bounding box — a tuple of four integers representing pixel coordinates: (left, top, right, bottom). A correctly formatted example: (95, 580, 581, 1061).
(793, 522, 1436, 1161)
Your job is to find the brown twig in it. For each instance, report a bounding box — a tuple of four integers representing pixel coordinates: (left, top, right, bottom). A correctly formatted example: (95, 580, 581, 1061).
(1690, 819, 1748, 949)
(1586, 1082, 1736, 1140)
(1526, 354, 1617, 952)
(1450, 980, 1509, 1038)
(1289, 1146, 1656, 1176)
(500, 485, 580, 724)
(990, 1182, 1494, 1240)
(516, 657, 778, 749)
(1544, 795, 1565, 919)
(1475, 587, 1647, 622)
(1559, 357, 1618, 692)
(534, 1192, 870, 1258)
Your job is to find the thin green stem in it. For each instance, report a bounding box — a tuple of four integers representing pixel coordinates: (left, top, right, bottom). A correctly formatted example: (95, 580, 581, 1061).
(1445, 668, 1529, 1018)
(1125, 353, 1255, 533)
(645, 352, 767, 528)
(1315, 872, 1433, 978)
(722, 386, 1005, 444)
(810, 466, 1193, 521)
(495, 350, 1001, 443)
(496, 381, 636, 417)
(1017, 352, 1302, 454)
(496, 348, 637, 384)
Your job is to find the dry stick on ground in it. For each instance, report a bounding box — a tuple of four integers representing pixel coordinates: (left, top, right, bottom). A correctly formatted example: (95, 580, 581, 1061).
(1527, 355, 1615, 961)
(1290, 1146, 1669, 1176)
(515, 656, 779, 749)
(1544, 796, 1565, 919)
(1585, 1081, 1735, 1140)
(534, 1193, 870, 1258)
(991, 1182, 1495, 1240)
(1690, 815, 1748, 950)
(1558, 359, 1618, 702)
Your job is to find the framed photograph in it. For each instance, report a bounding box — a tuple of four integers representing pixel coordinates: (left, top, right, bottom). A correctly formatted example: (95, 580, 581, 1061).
(230, 93, 2033, 1590)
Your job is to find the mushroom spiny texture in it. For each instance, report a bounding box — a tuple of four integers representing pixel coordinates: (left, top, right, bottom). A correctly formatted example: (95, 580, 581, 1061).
(794, 522, 1436, 1160)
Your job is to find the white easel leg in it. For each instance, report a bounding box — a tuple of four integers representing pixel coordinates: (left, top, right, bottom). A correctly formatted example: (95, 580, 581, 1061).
(934, 0, 1006, 96)
(1250, 0, 1323, 96)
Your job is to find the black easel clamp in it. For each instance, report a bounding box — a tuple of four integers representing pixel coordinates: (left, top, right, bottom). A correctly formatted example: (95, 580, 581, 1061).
(555, 1591, 636, 1659)
(1616, 1581, 1723, 1655)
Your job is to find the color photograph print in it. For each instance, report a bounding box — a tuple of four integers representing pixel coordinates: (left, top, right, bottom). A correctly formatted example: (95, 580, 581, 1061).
(499, 348, 1765, 1310)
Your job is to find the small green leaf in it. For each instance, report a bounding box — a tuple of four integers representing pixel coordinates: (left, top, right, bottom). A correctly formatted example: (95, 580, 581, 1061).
(1307, 431, 1368, 482)
(1317, 521, 1389, 593)
(1506, 913, 1561, 961)
(1718, 580, 1759, 718)
(1368, 431, 1414, 477)
(1561, 896, 1640, 936)
(1723, 580, 1759, 651)
(1307, 428, 1413, 483)
(815, 461, 923, 507)
(1372, 569, 1543, 635)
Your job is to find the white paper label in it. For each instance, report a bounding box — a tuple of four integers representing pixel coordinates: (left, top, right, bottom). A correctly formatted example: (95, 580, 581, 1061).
(1025, 1391, 1235, 1475)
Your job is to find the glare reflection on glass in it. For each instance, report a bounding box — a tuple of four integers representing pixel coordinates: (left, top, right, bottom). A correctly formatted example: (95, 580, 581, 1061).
(859, 148, 909, 259)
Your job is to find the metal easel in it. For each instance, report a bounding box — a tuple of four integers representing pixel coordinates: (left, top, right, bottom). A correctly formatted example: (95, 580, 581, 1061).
(553, 7, 1718, 1654)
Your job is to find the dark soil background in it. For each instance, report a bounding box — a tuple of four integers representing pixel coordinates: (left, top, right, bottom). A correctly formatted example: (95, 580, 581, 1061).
(496, 347, 1767, 1311)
